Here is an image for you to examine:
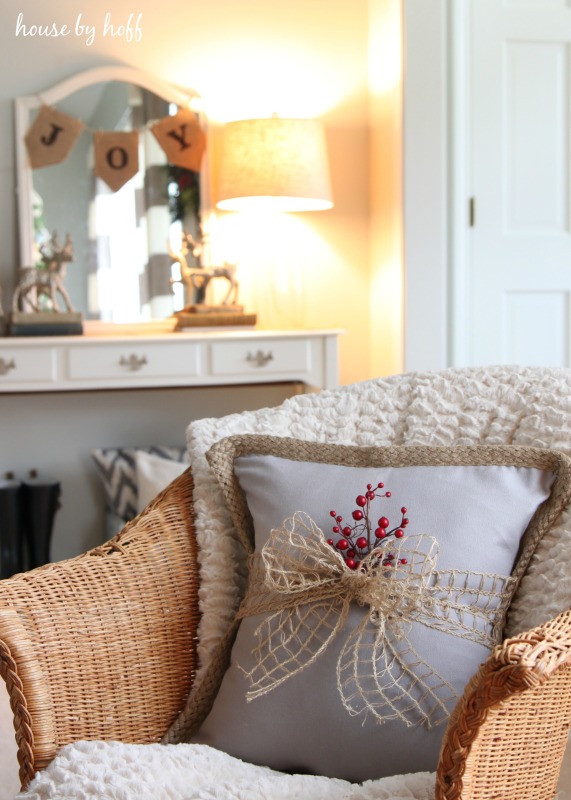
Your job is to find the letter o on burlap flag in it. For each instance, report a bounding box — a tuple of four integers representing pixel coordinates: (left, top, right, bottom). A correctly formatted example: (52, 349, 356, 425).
(25, 105, 84, 169)
(151, 109, 206, 171)
(94, 131, 139, 192)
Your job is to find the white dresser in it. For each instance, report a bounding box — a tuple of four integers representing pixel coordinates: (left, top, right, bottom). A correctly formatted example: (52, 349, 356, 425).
(0, 329, 340, 562)
(0, 329, 339, 393)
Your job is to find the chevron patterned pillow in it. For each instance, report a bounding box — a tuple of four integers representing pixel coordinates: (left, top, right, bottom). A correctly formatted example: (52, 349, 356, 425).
(91, 445, 188, 522)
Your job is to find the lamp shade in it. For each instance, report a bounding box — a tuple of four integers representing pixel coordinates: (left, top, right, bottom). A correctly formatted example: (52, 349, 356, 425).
(216, 116, 333, 212)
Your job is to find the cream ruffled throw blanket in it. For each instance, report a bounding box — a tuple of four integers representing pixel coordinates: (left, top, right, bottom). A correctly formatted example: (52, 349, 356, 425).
(18, 366, 571, 800)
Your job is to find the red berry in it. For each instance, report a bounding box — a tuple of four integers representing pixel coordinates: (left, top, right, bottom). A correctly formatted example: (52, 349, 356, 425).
(336, 516, 343, 522)
(399, 558, 408, 565)
(367, 483, 372, 490)
(343, 526, 352, 536)
(345, 558, 357, 569)
(352, 510, 364, 521)
(378, 517, 389, 528)
(330, 510, 336, 517)
(367, 491, 375, 500)
(347, 549, 356, 558)
(332, 525, 340, 533)
(377, 482, 384, 488)
(375, 527, 387, 538)
(401, 507, 407, 514)
(336, 539, 349, 550)
(386, 491, 392, 497)
(387, 553, 395, 560)
(327, 538, 334, 546)
(356, 495, 367, 507)
(356, 537, 368, 550)
(402, 519, 409, 526)
(395, 529, 404, 538)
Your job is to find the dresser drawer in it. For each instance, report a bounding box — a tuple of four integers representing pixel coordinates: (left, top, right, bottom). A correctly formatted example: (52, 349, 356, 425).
(0, 346, 56, 383)
(210, 338, 311, 377)
(67, 341, 201, 381)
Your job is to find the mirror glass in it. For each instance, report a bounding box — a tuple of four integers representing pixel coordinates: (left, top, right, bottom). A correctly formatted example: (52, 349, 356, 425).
(15, 67, 208, 324)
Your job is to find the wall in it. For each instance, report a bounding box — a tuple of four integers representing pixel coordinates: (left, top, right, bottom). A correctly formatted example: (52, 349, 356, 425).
(369, 0, 404, 378)
(0, 0, 377, 386)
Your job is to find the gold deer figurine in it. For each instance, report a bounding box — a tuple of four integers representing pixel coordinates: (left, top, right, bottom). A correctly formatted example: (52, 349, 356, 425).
(12, 232, 76, 314)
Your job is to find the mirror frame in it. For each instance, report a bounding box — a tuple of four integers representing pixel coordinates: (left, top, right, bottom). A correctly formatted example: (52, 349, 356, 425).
(14, 65, 211, 319)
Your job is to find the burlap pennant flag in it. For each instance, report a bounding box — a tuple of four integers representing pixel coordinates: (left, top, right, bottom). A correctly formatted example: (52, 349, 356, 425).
(25, 105, 84, 169)
(94, 131, 139, 192)
(151, 109, 206, 171)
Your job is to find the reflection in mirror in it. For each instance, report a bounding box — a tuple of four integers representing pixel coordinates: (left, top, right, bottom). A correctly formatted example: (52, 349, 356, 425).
(15, 67, 209, 324)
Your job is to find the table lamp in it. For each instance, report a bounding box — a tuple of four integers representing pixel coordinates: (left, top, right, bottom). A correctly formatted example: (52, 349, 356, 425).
(216, 116, 333, 212)
(216, 116, 333, 327)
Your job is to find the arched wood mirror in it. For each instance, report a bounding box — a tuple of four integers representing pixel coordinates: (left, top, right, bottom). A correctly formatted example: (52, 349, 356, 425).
(15, 66, 210, 328)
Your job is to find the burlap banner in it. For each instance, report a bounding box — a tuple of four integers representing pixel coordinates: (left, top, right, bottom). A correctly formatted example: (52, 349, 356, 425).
(151, 108, 206, 171)
(25, 105, 84, 169)
(93, 131, 139, 192)
(25, 104, 206, 193)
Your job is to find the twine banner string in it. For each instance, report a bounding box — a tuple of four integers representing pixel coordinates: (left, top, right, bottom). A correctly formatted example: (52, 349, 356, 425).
(237, 511, 516, 727)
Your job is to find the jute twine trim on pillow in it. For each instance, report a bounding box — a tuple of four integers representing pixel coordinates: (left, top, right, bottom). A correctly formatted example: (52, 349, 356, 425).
(236, 510, 515, 728)
(206, 437, 571, 589)
(165, 438, 571, 743)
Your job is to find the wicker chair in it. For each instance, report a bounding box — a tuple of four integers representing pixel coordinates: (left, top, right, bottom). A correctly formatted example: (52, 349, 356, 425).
(0, 469, 569, 798)
(1, 367, 571, 798)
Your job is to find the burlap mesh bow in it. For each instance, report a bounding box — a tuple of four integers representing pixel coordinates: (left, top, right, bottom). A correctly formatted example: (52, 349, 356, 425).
(237, 511, 516, 727)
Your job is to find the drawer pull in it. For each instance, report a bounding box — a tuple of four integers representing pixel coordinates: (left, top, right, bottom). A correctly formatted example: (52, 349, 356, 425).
(246, 350, 274, 368)
(119, 354, 148, 371)
(0, 358, 15, 376)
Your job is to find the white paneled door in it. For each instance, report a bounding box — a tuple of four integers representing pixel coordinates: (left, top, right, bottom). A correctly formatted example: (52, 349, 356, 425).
(468, 0, 571, 366)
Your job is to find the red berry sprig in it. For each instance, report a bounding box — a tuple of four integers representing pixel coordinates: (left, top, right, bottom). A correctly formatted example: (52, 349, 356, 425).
(327, 481, 410, 570)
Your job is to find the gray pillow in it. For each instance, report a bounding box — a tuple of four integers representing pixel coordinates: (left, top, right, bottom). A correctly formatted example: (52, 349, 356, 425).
(190, 436, 571, 782)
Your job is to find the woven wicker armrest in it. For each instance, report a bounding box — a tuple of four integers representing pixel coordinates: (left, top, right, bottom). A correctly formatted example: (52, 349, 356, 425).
(437, 607, 571, 800)
(0, 467, 200, 789)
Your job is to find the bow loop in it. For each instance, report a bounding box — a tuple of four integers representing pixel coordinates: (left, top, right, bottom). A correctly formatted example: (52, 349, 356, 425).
(260, 511, 346, 595)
